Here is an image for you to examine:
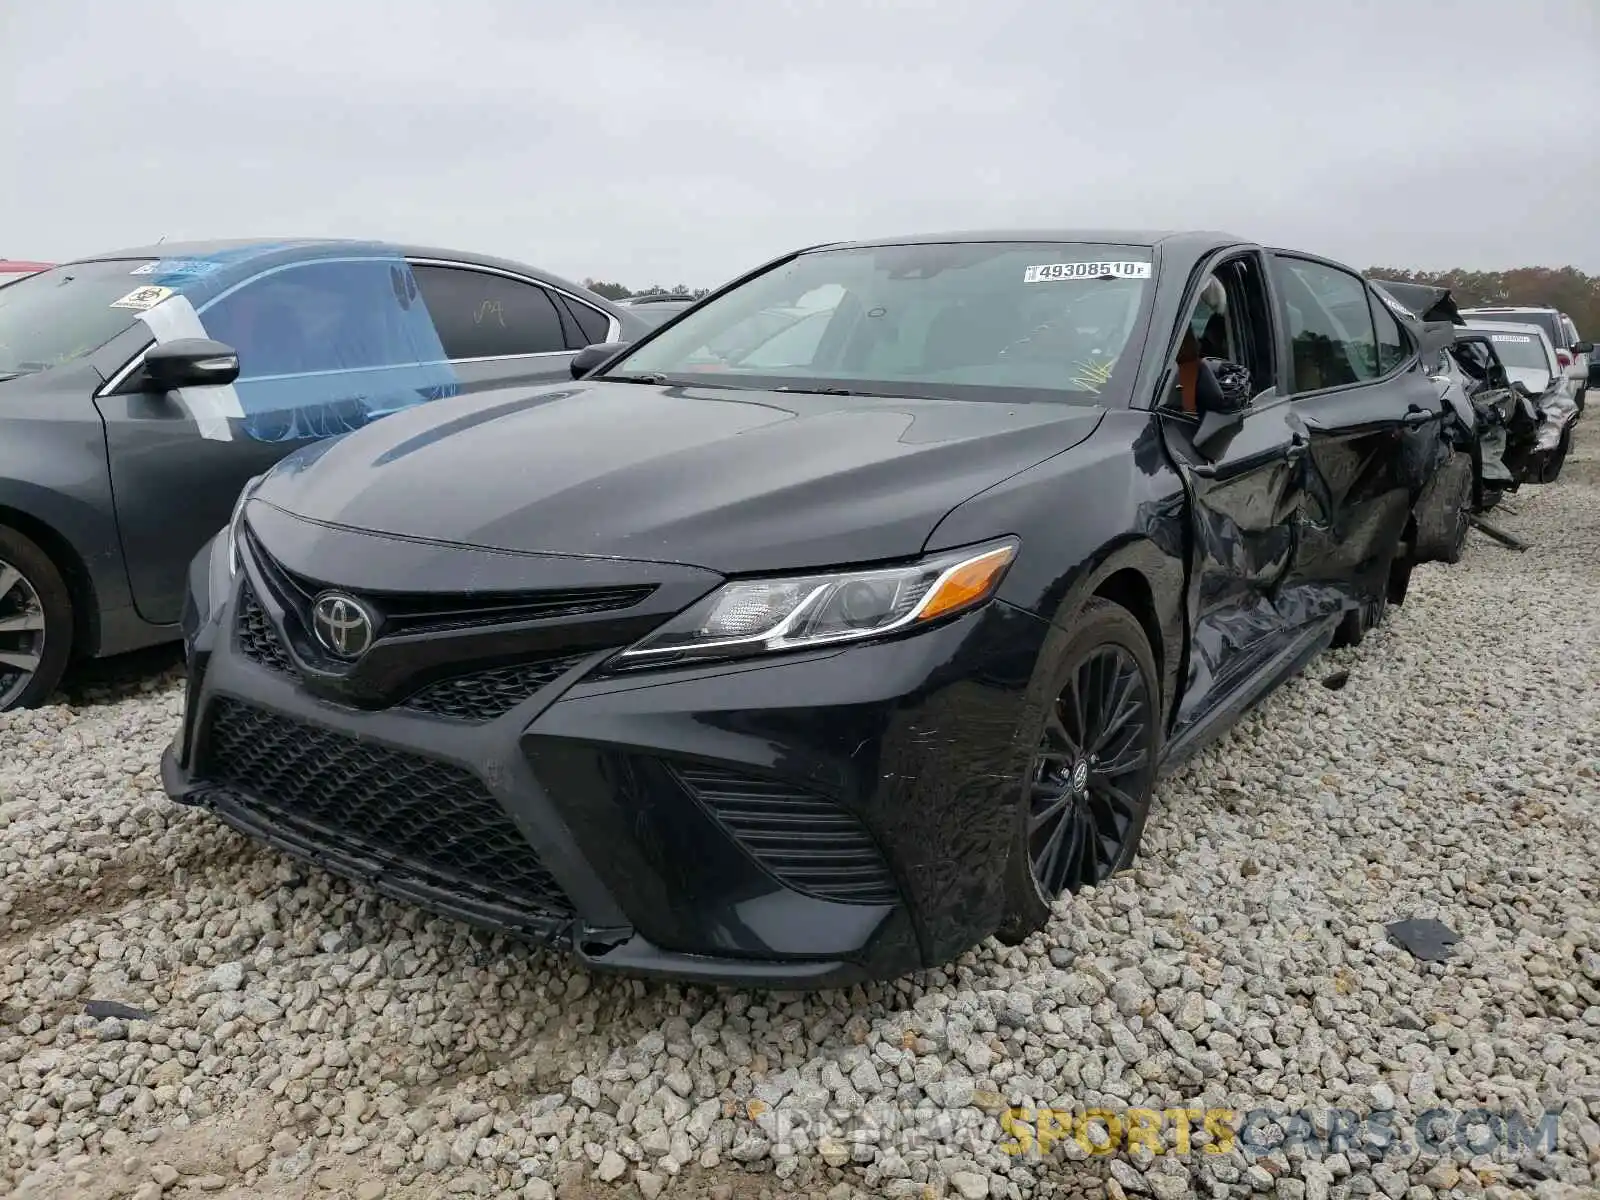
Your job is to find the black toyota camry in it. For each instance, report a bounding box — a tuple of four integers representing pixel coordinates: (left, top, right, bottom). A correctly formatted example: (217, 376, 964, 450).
(164, 230, 1466, 985)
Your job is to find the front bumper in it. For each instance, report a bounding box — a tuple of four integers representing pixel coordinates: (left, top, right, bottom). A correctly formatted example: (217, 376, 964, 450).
(165, 526, 1050, 987)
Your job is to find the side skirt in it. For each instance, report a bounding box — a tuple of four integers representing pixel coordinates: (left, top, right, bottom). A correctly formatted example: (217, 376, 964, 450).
(1157, 613, 1339, 776)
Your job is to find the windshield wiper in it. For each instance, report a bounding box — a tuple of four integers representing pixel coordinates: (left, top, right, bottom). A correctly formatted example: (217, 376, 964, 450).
(774, 385, 908, 399)
(603, 372, 671, 385)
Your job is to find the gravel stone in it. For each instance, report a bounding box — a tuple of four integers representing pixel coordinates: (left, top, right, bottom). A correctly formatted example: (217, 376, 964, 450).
(1, 434, 1597, 1200)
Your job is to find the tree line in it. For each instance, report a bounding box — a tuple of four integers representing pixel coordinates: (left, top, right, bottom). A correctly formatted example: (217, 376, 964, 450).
(583, 280, 710, 301)
(1366, 265, 1599, 336)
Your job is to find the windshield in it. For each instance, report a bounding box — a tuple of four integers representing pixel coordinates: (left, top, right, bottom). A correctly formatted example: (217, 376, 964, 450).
(606, 242, 1155, 401)
(0, 259, 157, 378)
(1472, 328, 1551, 372)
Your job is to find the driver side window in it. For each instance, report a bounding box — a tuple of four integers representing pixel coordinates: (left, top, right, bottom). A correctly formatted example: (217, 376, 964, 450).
(1169, 254, 1276, 413)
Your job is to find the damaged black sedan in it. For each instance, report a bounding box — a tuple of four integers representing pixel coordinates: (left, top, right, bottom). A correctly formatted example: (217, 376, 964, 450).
(164, 230, 1464, 985)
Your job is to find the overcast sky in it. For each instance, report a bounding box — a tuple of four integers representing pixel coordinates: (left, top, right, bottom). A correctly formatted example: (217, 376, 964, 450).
(4, 0, 1597, 287)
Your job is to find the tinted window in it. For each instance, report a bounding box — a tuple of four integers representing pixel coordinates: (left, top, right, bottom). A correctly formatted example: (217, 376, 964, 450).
(1273, 258, 1378, 392)
(411, 266, 567, 358)
(1369, 289, 1410, 374)
(0, 259, 157, 377)
(200, 259, 445, 378)
(610, 243, 1156, 401)
(556, 292, 612, 345)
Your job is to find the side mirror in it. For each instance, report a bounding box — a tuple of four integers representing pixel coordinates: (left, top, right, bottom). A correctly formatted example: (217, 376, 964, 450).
(142, 338, 240, 391)
(1193, 358, 1253, 449)
(1572, 340, 1593, 354)
(569, 341, 631, 379)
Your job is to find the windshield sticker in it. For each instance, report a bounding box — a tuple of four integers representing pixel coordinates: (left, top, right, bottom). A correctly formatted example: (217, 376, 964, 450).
(110, 285, 175, 311)
(130, 259, 221, 279)
(1024, 262, 1151, 283)
(1490, 334, 1533, 343)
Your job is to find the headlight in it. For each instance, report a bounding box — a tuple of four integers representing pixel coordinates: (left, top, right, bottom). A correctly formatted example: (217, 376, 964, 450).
(614, 539, 1018, 667)
(225, 475, 266, 578)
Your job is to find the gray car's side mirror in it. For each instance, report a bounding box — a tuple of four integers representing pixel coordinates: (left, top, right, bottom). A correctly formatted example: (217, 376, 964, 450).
(142, 338, 241, 391)
(569, 341, 631, 379)
(1572, 340, 1594, 354)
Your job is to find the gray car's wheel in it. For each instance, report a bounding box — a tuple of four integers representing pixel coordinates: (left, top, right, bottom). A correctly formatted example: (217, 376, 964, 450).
(997, 599, 1160, 944)
(0, 527, 73, 712)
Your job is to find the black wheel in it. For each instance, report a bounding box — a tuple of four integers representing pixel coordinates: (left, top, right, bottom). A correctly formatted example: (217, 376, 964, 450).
(997, 599, 1160, 944)
(0, 526, 73, 712)
(1412, 450, 1472, 565)
(1537, 425, 1573, 484)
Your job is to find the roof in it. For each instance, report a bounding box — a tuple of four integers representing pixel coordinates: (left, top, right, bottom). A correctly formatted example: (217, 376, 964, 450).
(825, 228, 1245, 253)
(1460, 304, 1561, 314)
(55, 238, 622, 316)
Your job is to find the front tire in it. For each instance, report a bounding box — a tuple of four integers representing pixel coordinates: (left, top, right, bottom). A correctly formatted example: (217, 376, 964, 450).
(0, 526, 74, 712)
(996, 599, 1160, 944)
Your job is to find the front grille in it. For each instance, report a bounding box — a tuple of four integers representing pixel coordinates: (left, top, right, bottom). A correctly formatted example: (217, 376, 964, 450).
(401, 656, 587, 721)
(669, 763, 899, 905)
(243, 524, 653, 638)
(235, 585, 295, 676)
(203, 700, 572, 917)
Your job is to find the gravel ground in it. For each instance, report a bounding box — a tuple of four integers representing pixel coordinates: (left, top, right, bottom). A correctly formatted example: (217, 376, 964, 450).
(2, 431, 1597, 1200)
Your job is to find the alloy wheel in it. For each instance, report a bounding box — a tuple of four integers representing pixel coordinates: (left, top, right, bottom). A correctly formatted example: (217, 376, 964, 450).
(1026, 644, 1154, 899)
(0, 558, 47, 710)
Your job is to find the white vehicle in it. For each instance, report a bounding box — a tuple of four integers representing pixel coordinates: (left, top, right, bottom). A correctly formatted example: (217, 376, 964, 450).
(1463, 319, 1581, 482)
(1460, 304, 1590, 408)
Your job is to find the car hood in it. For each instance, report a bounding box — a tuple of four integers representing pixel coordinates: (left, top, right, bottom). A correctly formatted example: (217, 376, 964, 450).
(254, 379, 1106, 573)
(1507, 367, 1555, 394)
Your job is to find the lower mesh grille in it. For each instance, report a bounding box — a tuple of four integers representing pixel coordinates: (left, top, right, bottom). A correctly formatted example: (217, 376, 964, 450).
(401, 656, 587, 722)
(203, 700, 572, 917)
(669, 764, 899, 905)
(235, 586, 295, 676)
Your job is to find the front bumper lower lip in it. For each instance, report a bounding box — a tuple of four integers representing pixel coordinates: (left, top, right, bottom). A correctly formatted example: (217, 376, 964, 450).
(162, 743, 871, 987)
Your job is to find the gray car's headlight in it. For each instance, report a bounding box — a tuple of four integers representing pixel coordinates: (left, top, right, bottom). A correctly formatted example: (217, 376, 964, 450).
(225, 474, 266, 578)
(614, 539, 1018, 668)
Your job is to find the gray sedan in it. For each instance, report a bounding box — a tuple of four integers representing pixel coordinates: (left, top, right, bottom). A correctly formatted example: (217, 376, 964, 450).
(0, 239, 645, 709)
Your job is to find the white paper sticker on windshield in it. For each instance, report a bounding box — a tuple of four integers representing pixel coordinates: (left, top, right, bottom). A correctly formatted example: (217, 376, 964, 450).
(1490, 334, 1532, 343)
(110, 285, 175, 311)
(1024, 261, 1151, 283)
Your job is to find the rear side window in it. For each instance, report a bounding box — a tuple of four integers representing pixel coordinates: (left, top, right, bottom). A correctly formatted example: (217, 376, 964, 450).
(1271, 257, 1379, 392)
(411, 266, 568, 359)
(553, 292, 612, 346)
(1368, 289, 1410, 375)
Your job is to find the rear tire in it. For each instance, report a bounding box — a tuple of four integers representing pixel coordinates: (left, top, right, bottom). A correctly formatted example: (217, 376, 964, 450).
(1537, 425, 1573, 484)
(996, 599, 1160, 945)
(0, 526, 74, 712)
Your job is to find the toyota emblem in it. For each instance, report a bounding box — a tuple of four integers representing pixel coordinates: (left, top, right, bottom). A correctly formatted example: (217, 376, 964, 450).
(310, 592, 376, 659)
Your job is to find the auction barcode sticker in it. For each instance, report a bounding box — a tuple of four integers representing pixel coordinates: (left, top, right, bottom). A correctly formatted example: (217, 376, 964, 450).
(1490, 334, 1532, 343)
(1024, 261, 1151, 283)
